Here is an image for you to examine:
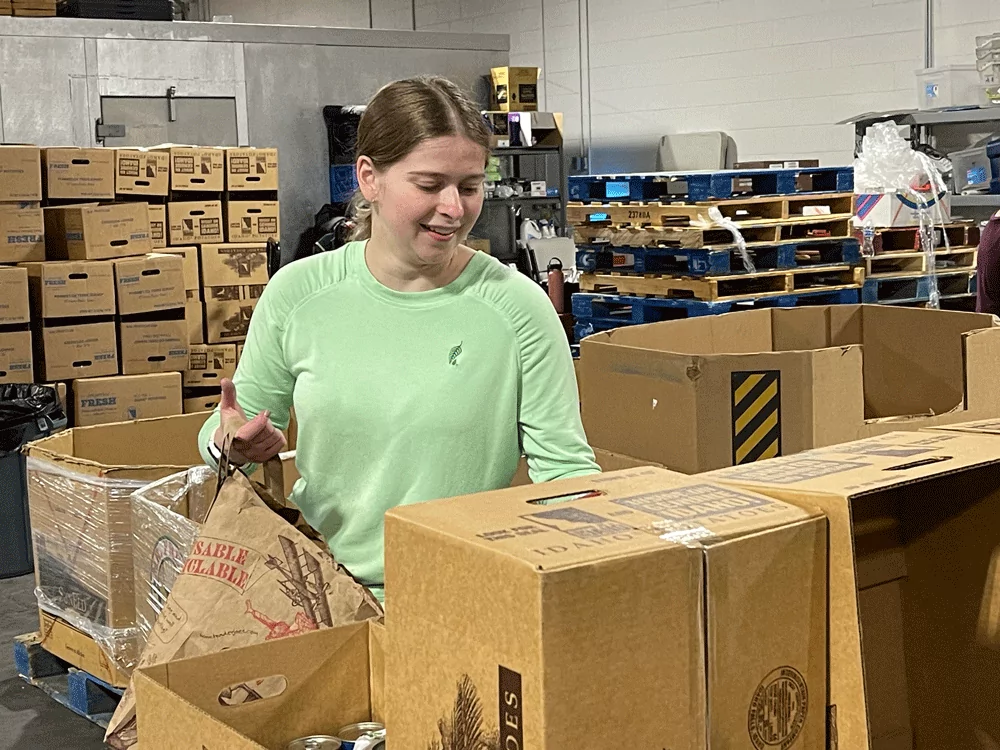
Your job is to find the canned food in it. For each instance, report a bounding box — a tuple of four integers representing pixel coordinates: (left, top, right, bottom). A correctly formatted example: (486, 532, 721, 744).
(336, 722, 386, 750)
(286, 736, 343, 750)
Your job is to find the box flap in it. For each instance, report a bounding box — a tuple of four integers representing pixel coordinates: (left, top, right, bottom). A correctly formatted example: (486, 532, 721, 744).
(386, 468, 817, 571)
(925, 418, 1000, 435)
(705, 431, 1000, 497)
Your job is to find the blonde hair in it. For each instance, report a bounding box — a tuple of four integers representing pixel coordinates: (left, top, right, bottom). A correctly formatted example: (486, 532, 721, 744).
(349, 76, 491, 241)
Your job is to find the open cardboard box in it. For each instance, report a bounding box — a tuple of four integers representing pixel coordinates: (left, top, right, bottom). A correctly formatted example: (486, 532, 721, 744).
(705, 431, 1000, 750)
(386, 467, 827, 749)
(581, 304, 1000, 473)
(134, 620, 384, 749)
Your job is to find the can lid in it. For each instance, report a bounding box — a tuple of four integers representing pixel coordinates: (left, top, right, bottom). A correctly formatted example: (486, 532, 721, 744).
(336, 722, 386, 741)
(287, 736, 342, 750)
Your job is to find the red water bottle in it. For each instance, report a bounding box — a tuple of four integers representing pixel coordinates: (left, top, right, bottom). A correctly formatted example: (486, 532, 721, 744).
(547, 258, 565, 313)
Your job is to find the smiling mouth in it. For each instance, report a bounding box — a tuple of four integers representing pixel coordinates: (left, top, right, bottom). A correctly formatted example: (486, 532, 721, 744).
(420, 224, 459, 241)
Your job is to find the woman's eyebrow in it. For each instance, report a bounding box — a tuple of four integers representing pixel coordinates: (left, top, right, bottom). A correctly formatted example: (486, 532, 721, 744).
(408, 170, 486, 180)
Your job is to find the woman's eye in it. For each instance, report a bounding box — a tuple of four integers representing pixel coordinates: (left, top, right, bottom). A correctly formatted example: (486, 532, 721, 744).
(417, 184, 440, 193)
(460, 185, 481, 195)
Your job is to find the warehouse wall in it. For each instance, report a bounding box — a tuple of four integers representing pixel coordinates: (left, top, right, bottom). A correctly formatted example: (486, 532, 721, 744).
(418, 0, 1000, 173)
(204, 0, 415, 29)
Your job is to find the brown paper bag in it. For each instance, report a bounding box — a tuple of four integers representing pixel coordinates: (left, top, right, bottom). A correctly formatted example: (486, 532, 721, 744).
(105, 463, 382, 749)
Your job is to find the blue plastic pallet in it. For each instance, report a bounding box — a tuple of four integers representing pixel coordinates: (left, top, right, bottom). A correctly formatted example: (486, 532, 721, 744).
(576, 238, 862, 277)
(862, 270, 976, 305)
(572, 287, 861, 340)
(569, 166, 854, 202)
(13, 633, 124, 728)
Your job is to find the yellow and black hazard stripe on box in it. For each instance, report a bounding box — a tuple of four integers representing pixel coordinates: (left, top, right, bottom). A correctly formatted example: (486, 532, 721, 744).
(732, 370, 781, 465)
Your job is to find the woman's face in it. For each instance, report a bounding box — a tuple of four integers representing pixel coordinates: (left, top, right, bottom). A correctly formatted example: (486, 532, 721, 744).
(360, 134, 487, 267)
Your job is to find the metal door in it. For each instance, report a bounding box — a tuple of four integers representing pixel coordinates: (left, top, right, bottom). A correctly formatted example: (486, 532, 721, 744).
(98, 96, 238, 147)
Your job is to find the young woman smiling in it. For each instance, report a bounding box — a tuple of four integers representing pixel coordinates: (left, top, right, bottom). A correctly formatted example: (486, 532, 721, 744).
(198, 76, 599, 602)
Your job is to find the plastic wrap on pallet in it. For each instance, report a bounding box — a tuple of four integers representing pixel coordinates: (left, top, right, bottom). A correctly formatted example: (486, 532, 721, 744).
(25, 457, 212, 676)
(854, 122, 953, 306)
(131, 467, 211, 646)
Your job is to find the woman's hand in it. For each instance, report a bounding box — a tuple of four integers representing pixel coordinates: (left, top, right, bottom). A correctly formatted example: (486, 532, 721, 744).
(213, 378, 286, 465)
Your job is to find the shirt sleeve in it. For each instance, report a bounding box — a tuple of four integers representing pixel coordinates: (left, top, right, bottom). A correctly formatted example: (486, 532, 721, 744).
(197, 270, 296, 469)
(514, 281, 600, 483)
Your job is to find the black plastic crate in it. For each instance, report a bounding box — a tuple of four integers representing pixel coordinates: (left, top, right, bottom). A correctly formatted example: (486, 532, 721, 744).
(59, 0, 173, 20)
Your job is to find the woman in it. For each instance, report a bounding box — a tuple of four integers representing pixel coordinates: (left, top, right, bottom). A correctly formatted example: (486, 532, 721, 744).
(198, 76, 599, 601)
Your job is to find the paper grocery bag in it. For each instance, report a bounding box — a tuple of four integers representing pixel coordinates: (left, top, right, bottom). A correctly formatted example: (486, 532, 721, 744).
(105, 462, 382, 749)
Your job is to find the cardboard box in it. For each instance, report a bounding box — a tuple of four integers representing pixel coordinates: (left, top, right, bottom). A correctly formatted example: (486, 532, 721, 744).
(0, 329, 33, 383)
(26, 413, 209, 630)
(114, 149, 169, 196)
(148, 204, 167, 249)
(134, 620, 383, 749)
(183, 394, 220, 413)
(490, 66, 540, 111)
(386, 468, 827, 749)
(185, 299, 204, 344)
(42, 148, 116, 200)
(36, 321, 118, 381)
(854, 191, 952, 228)
(706, 431, 1000, 750)
(119, 319, 188, 375)
(44, 203, 152, 261)
(184, 343, 236, 387)
(581, 305, 1000, 474)
(224, 200, 280, 242)
(156, 246, 199, 290)
(224, 147, 279, 192)
(73, 372, 182, 427)
(37, 610, 130, 688)
(23, 260, 116, 319)
(167, 200, 223, 245)
(0, 145, 42, 201)
(199, 243, 268, 286)
(206, 285, 262, 302)
(157, 146, 224, 192)
(0, 266, 29, 325)
(236, 342, 243, 362)
(203, 297, 258, 344)
(0, 202, 45, 263)
(113, 254, 186, 316)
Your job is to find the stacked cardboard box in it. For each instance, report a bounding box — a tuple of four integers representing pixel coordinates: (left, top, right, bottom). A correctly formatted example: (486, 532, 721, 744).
(114, 148, 170, 250)
(11, 0, 55, 15)
(0, 146, 44, 382)
(199, 242, 266, 345)
(223, 147, 280, 242)
(155, 146, 225, 246)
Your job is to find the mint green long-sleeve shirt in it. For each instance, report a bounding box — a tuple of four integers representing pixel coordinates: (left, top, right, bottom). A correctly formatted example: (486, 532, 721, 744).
(198, 241, 599, 589)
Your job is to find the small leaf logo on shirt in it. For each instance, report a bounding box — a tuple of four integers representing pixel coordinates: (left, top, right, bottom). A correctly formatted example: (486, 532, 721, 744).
(449, 343, 463, 366)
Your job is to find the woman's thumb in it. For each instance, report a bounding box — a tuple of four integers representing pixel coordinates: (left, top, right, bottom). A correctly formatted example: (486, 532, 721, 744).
(220, 378, 239, 412)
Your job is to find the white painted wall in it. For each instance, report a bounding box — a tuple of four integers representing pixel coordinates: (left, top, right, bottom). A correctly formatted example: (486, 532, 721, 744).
(418, 0, 1000, 172)
(206, 0, 414, 29)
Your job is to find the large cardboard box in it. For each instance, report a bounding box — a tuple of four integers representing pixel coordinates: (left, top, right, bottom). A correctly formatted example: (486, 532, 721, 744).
(204, 296, 258, 344)
(36, 321, 118, 381)
(490, 65, 540, 112)
(42, 148, 116, 200)
(199, 242, 268, 286)
(38, 610, 129, 688)
(119, 318, 188, 375)
(147, 204, 166, 249)
(184, 343, 236, 387)
(26, 413, 208, 631)
(167, 200, 223, 245)
(0, 202, 45, 263)
(157, 146, 224, 192)
(185, 299, 204, 344)
(156, 246, 199, 290)
(183, 393, 220, 413)
(0, 265, 30, 325)
(134, 621, 383, 749)
(0, 329, 32, 383)
(23, 260, 116, 319)
(44, 203, 152, 261)
(224, 147, 279, 192)
(386, 468, 827, 749)
(854, 191, 952, 228)
(705, 431, 1000, 750)
(114, 149, 169, 196)
(0, 145, 42, 201)
(224, 200, 280, 242)
(73, 372, 182, 427)
(581, 305, 1000, 474)
(113, 254, 185, 316)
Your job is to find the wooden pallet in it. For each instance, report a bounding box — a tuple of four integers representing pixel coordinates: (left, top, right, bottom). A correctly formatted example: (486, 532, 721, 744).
(853, 223, 981, 254)
(862, 269, 977, 304)
(574, 217, 853, 249)
(579, 266, 864, 302)
(13, 632, 125, 728)
(865, 248, 977, 277)
(568, 193, 854, 228)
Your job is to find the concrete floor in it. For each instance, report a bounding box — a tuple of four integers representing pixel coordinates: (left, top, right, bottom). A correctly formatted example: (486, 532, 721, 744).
(0, 575, 106, 750)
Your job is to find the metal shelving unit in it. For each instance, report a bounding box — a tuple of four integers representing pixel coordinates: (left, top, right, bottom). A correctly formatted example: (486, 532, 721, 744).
(842, 106, 1000, 154)
(952, 194, 1000, 207)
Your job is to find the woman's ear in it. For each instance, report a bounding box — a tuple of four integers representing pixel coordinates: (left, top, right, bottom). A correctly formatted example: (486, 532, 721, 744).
(357, 155, 379, 202)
